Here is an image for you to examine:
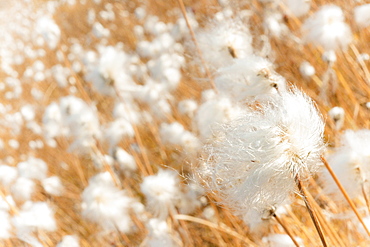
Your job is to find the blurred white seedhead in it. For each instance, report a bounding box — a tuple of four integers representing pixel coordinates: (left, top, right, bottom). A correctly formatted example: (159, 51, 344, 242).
(43, 96, 101, 154)
(140, 169, 180, 219)
(262, 233, 303, 247)
(92, 22, 110, 38)
(198, 88, 325, 229)
(148, 52, 184, 91)
(160, 122, 201, 154)
(111, 147, 137, 174)
(36, 16, 61, 49)
(321, 130, 370, 200)
(215, 56, 286, 101)
(299, 61, 315, 78)
(145, 218, 179, 247)
(12, 201, 57, 237)
(263, 12, 289, 38)
(354, 4, 370, 28)
(171, 11, 198, 41)
(177, 182, 203, 215)
(42, 176, 64, 196)
(195, 17, 253, 70)
(85, 45, 135, 97)
(358, 215, 370, 237)
(302, 5, 352, 51)
(322, 50, 337, 64)
(328, 106, 345, 130)
(17, 157, 48, 181)
(81, 172, 140, 233)
(281, 0, 311, 17)
(11, 177, 35, 201)
(56, 235, 80, 247)
(177, 99, 198, 118)
(103, 118, 135, 148)
(0, 210, 11, 239)
(133, 81, 173, 120)
(0, 165, 18, 188)
(43, 102, 66, 146)
(357, 53, 370, 63)
(113, 101, 143, 125)
(194, 95, 245, 141)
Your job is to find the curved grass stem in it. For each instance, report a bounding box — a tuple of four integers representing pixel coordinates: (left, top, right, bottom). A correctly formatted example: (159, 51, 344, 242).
(321, 156, 370, 237)
(295, 176, 328, 247)
(273, 213, 300, 247)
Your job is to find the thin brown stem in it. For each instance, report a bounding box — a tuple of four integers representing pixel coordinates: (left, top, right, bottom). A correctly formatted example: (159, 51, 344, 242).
(362, 182, 370, 216)
(176, 0, 217, 92)
(357, 167, 370, 216)
(323, 157, 370, 234)
(273, 213, 300, 247)
(295, 176, 328, 247)
(304, 182, 346, 247)
(321, 156, 370, 236)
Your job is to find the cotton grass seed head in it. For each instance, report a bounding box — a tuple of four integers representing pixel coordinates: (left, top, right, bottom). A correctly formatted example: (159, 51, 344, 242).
(197, 88, 325, 228)
(140, 169, 180, 219)
(302, 5, 352, 51)
(195, 17, 253, 70)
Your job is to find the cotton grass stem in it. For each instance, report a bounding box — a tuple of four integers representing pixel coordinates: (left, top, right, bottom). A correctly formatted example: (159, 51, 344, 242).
(176, 0, 217, 92)
(273, 213, 300, 247)
(295, 176, 327, 247)
(304, 181, 346, 247)
(349, 44, 370, 85)
(357, 167, 370, 216)
(321, 156, 370, 237)
(174, 214, 257, 246)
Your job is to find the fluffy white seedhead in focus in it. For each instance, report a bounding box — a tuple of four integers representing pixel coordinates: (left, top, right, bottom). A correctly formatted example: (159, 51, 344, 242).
(195, 17, 253, 70)
(328, 106, 345, 130)
(198, 88, 325, 228)
(140, 169, 180, 219)
(354, 4, 370, 28)
(302, 5, 352, 51)
(215, 56, 286, 101)
(321, 129, 370, 200)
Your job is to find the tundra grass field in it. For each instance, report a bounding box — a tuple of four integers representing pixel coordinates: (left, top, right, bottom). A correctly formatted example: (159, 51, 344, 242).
(0, 0, 370, 246)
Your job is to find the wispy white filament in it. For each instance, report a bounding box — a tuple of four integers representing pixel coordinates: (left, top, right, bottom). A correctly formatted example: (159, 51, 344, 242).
(198, 88, 325, 227)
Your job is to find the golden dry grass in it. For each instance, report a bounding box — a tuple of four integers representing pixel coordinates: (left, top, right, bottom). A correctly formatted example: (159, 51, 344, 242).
(1, 0, 370, 246)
